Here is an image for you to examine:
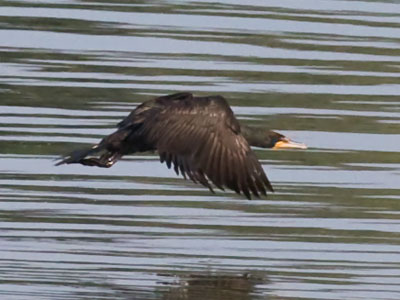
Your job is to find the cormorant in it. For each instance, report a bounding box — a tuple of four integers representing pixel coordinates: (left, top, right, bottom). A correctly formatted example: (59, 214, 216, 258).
(56, 92, 306, 199)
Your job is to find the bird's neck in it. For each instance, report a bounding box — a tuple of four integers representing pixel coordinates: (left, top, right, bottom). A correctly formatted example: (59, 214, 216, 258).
(240, 125, 267, 148)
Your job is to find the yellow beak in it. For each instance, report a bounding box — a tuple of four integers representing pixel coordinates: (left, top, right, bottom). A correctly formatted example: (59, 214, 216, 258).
(273, 139, 307, 150)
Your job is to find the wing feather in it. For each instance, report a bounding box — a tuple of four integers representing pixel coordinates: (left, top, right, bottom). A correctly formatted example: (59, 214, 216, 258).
(219, 146, 226, 190)
(211, 142, 222, 188)
(173, 154, 180, 176)
(139, 94, 273, 199)
(225, 150, 239, 194)
(237, 153, 250, 199)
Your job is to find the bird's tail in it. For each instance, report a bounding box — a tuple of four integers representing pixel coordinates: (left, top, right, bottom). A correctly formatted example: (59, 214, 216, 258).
(55, 144, 103, 166)
(55, 126, 134, 167)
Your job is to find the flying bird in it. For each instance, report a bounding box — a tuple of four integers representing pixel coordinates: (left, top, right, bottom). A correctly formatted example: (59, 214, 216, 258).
(56, 92, 306, 199)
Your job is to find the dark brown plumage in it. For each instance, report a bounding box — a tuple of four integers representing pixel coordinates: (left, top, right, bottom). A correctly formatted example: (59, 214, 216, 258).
(56, 92, 306, 199)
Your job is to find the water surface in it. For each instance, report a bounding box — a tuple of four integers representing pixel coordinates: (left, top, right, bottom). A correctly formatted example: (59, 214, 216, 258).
(1, 1, 400, 299)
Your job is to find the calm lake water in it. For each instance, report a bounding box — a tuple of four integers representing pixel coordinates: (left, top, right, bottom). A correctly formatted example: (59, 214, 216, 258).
(1, 1, 400, 299)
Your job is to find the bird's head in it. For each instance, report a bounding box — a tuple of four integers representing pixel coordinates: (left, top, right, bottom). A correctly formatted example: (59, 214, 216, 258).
(267, 131, 307, 150)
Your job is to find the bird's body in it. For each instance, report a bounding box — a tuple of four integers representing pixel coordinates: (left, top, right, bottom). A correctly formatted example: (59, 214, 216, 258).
(57, 92, 306, 199)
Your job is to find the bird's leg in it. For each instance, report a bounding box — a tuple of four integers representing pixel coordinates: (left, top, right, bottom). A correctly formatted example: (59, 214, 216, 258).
(79, 152, 121, 168)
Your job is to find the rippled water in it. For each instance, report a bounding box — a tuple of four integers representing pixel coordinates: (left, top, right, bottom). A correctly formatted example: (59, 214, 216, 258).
(1, 1, 400, 299)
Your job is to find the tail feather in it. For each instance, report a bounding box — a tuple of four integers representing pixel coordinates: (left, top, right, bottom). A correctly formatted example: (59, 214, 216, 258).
(56, 126, 134, 167)
(55, 145, 102, 166)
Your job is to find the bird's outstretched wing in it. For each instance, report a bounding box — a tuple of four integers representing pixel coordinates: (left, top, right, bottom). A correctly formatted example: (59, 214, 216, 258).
(133, 93, 273, 199)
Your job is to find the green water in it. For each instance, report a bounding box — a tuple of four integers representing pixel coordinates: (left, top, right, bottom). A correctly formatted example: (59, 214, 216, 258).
(1, 1, 400, 299)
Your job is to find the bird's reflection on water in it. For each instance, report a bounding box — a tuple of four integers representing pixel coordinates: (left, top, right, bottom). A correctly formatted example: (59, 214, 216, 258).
(77, 272, 266, 300)
(158, 272, 266, 300)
